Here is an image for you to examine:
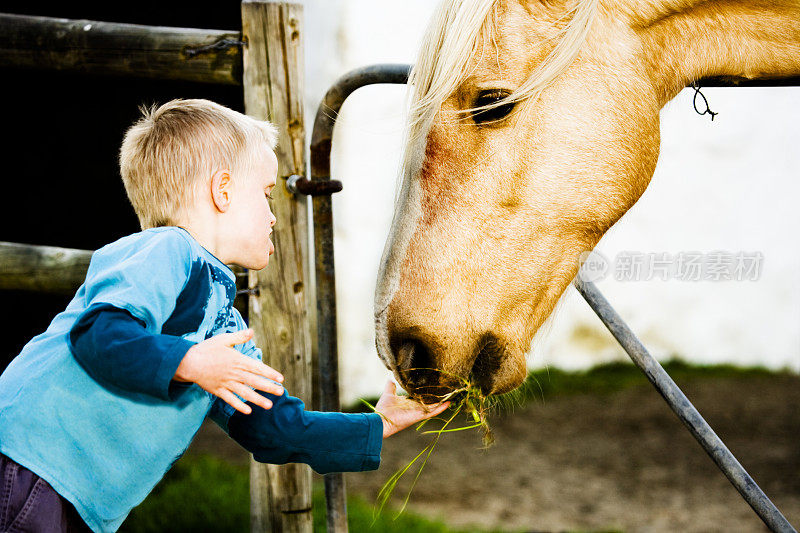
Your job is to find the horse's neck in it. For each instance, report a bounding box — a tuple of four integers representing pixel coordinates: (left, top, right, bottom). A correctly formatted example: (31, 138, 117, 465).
(632, 0, 800, 103)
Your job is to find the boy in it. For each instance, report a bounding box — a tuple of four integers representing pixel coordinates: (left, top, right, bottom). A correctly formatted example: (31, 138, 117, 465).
(0, 99, 448, 533)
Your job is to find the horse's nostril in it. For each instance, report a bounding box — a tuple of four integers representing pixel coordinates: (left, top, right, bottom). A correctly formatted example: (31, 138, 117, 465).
(395, 339, 444, 400)
(397, 339, 430, 371)
(470, 333, 504, 395)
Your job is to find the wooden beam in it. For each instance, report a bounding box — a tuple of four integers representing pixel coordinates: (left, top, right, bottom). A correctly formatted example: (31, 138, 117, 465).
(0, 241, 91, 295)
(0, 241, 249, 313)
(241, 2, 314, 532)
(0, 13, 242, 85)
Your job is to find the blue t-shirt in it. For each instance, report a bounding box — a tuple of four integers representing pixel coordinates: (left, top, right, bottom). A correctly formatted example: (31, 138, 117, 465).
(0, 227, 381, 533)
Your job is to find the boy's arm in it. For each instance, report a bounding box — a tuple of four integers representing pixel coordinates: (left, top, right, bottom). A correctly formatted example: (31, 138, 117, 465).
(212, 390, 384, 474)
(210, 380, 450, 474)
(70, 306, 283, 407)
(207, 310, 447, 473)
(208, 313, 381, 474)
(67, 230, 198, 400)
(69, 304, 195, 401)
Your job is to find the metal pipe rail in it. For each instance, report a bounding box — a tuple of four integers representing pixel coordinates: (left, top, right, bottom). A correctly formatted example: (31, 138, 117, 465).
(573, 278, 796, 533)
(307, 63, 798, 532)
(309, 63, 411, 533)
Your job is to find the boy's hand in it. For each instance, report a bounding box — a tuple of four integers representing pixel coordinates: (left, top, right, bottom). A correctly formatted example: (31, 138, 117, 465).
(174, 328, 284, 415)
(374, 380, 450, 438)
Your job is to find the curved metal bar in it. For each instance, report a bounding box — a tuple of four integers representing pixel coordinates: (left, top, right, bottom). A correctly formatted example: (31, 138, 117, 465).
(284, 174, 342, 196)
(698, 75, 800, 87)
(309, 63, 411, 533)
(574, 277, 796, 533)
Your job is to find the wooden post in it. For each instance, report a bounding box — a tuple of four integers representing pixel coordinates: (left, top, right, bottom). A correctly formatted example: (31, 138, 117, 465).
(241, 2, 312, 532)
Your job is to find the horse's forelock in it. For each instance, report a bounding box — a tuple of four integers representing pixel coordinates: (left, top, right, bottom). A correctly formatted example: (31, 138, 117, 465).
(401, 0, 600, 192)
(401, 0, 497, 188)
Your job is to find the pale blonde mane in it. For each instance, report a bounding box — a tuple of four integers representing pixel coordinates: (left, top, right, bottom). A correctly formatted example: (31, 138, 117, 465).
(402, 0, 600, 180)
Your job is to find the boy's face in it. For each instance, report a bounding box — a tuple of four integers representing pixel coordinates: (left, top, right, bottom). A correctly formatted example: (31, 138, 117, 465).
(228, 145, 278, 270)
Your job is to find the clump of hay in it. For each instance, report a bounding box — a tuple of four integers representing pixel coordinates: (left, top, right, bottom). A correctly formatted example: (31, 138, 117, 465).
(363, 369, 514, 519)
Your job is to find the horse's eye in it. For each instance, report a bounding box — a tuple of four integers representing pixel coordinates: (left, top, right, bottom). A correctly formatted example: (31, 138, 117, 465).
(471, 90, 515, 125)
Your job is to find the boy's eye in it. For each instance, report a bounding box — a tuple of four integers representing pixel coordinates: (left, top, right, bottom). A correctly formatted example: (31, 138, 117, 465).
(266, 193, 273, 200)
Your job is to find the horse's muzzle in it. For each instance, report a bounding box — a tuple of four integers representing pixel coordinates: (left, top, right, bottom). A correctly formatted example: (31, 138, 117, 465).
(390, 332, 521, 402)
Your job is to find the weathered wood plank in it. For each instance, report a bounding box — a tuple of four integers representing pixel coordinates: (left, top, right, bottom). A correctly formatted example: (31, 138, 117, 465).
(0, 13, 242, 85)
(0, 241, 249, 311)
(0, 241, 92, 295)
(241, 2, 313, 532)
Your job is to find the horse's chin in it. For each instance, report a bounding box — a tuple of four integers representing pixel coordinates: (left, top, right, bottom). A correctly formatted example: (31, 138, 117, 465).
(489, 367, 527, 396)
(482, 355, 528, 396)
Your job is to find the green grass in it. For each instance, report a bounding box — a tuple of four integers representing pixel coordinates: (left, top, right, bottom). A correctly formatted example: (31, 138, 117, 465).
(120, 455, 249, 533)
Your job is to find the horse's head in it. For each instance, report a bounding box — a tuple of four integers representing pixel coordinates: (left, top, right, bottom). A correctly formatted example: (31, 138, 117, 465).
(375, 0, 669, 400)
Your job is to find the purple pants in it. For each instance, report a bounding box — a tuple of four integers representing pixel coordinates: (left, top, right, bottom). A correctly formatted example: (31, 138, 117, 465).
(0, 454, 90, 533)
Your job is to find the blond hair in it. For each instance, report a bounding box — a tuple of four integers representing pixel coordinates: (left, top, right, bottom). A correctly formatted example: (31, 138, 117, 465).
(119, 98, 278, 229)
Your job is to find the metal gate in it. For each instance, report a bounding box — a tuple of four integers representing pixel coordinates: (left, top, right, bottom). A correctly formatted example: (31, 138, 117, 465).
(300, 63, 799, 533)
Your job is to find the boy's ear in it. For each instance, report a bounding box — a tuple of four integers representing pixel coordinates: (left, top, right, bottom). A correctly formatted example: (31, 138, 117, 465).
(211, 169, 232, 213)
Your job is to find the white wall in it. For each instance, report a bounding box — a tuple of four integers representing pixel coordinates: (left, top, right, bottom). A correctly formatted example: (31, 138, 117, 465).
(301, 1, 800, 405)
(534, 87, 800, 373)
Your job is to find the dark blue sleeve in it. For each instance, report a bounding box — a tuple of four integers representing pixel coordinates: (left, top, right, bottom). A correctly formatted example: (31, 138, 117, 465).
(224, 390, 383, 474)
(68, 303, 196, 401)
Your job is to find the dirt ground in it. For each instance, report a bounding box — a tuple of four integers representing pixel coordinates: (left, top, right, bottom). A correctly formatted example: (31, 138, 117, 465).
(188, 373, 800, 532)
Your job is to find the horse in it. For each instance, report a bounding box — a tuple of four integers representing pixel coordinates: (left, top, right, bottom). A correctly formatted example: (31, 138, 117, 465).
(373, 0, 800, 399)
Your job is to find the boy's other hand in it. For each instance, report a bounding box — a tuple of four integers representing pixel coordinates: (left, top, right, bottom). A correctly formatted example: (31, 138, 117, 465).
(374, 380, 450, 438)
(174, 328, 284, 414)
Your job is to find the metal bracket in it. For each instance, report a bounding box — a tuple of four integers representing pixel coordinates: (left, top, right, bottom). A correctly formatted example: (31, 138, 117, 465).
(284, 174, 343, 196)
(236, 287, 260, 297)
